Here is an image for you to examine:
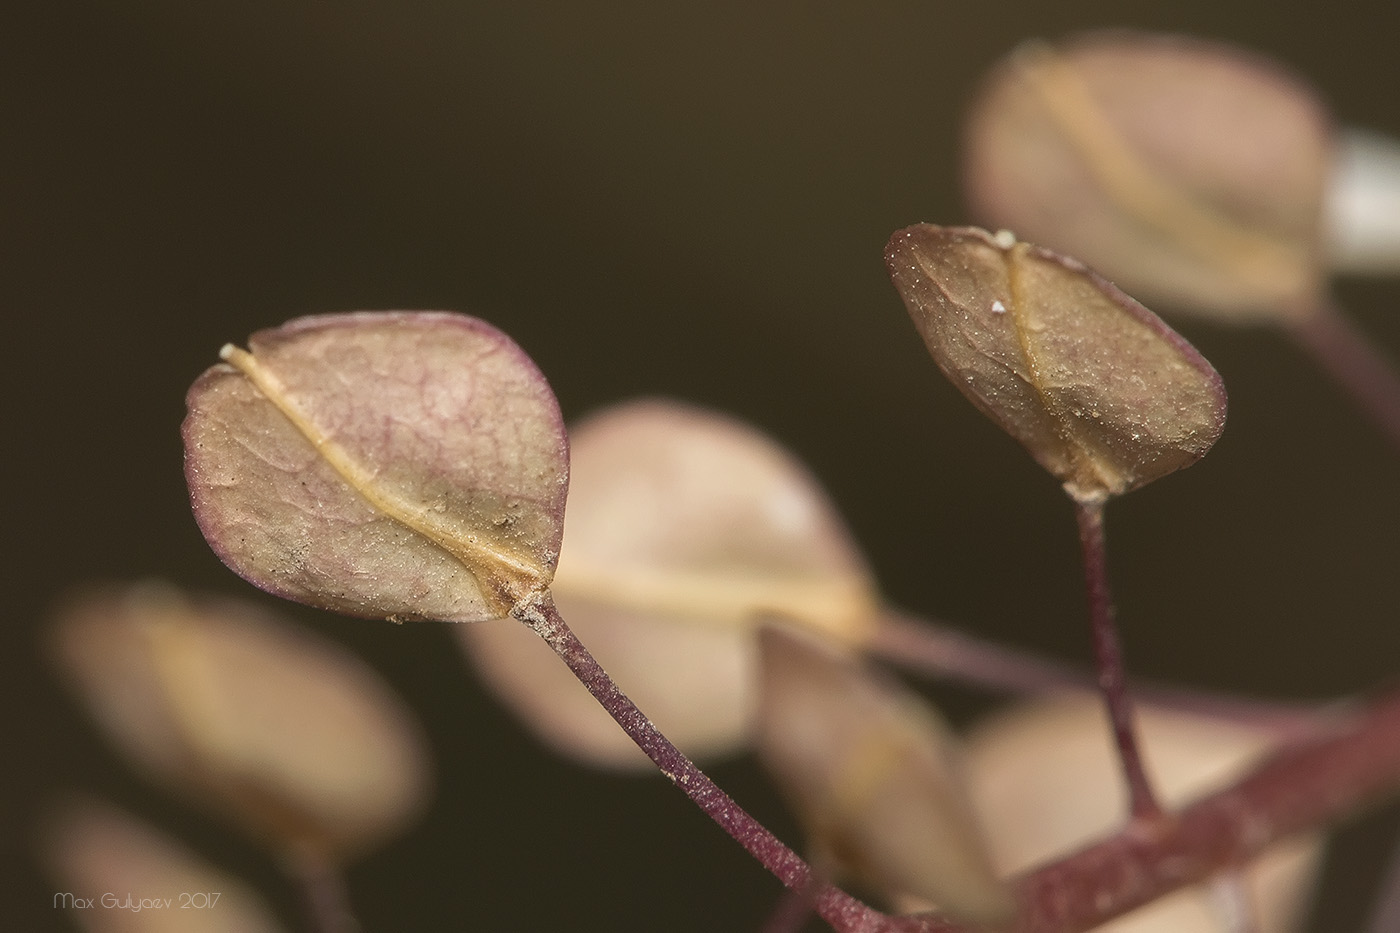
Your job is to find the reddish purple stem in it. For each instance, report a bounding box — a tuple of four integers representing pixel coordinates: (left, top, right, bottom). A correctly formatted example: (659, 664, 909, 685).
(1003, 689, 1400, 932)
(1073, 498, 1162, 822)
(517, 584, 1400, 933)
(287, 850, 358, 933)
(511, 592, 921, 933)
(760, 873, 824, 933)
(1286, 297, 1400, 451)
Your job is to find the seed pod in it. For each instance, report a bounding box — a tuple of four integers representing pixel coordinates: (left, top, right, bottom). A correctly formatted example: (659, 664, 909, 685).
(886, 224, 1226, 503)
(49, 583, 431, 862)
(756, 624, 1012, 923)
(183, 311, 569, 623)
(460, 399, 878, 769)
(39, 798, 285, 933)
(964, 32, 1332, 321)
(1325, 129, 1400, 275)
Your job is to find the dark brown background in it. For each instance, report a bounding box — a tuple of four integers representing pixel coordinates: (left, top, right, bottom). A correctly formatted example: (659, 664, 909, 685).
(5, 1, 1400, 930)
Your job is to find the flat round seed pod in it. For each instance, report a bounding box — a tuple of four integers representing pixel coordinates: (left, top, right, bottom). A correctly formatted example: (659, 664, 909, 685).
(886, 224, 1226, 503)
(183, 311, 569, 623)
(50, 584, 431, 862)
(39, 798, 285, 933)
(460, 399, 878, 769)
(964, 32, 1332, 320)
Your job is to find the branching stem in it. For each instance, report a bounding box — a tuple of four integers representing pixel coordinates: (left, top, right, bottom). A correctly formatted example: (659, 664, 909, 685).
(517, 583, 1400, 933)
(511, 590, 919, 933)
(999, 686, 1400, 933)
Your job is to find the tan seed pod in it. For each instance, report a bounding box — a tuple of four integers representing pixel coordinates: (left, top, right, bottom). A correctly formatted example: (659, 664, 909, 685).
(755, 624, 1012, 923)
(964, 31, 1333, 321)
(1325, 129, 1400, 275)
(886, 224, 1227, 503)
(49, 583, 431, 863)
(38, 798, 285, 933)
(183, 311, 569, 622)
(460, 399, 879, 769)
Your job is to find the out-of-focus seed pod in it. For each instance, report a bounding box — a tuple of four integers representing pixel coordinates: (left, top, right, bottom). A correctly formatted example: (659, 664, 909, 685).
(755, 624, 1012, 923)
(39, 798, 284, 933)
(461, 596, 756, 770)
(50, 583, 431, 864)
(964, 32, 1333, 321)
(962, 697, 1322, 932)
(1325, 129, 1400, 275)
(460, 399, 879, 769)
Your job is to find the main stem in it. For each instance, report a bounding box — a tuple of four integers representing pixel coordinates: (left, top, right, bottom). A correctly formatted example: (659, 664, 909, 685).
(510, 590, 916, 933)
(509, 586, 1400, 933)
(285, 848, 358, 933)
(1074, 498, 1162, 822)
(1005, 687, 1400, 933)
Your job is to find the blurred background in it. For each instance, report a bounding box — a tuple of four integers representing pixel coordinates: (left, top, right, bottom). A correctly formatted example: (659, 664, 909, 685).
(5, 1, 1400, 930)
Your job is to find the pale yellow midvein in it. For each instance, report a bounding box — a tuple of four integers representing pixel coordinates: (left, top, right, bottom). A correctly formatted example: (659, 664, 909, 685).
(827, 718, 908, 820)
(551, 559, 878, 645)
(1014, 42, 1309, 287)
(220, 344, 546, 613)
(136, 592, 250, 776)
(1001, 244, 1122, 500)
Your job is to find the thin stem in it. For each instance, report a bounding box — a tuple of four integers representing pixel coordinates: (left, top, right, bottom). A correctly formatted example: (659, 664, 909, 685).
(515, 586, 1400, 933)
(1073, 498, 1162, 822)
(285, 849, 358, 933)
(760, 872, 823, 933)
(1285, 296, 1400, 451)
(510, 590, 920, 933)
(868, 610, 1337, 740)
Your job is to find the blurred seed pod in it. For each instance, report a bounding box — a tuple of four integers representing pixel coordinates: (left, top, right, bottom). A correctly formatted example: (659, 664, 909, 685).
(963, 31, 1333, 321)
(755, 624, 1012, 923)
(962, 696, 1322, 932)
(1325, 129, 1400, 275)
(49, 583, 431, 864)
(459, 399, 879, 769)
(886, 224, 1226, 503)
(38, 797, 284, 933)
